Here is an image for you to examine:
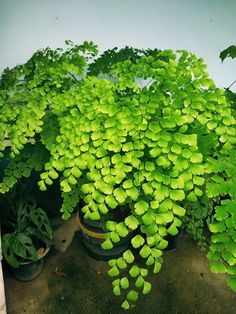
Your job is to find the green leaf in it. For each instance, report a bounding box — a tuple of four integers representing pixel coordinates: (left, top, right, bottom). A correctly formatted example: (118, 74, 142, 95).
(209, 222, 226, 233)
(120, 277, 129, 289)
(113, 285, 121, 296)
(220, 45, 236, 62)
(113, 187, 127, 203)
(169, 189, 185, 201)
(139, 245, 151, 258)
(145, 161, 155, 172)
(108, 259, 116, 267)
(123, 179, 133, 189)
(125, 215, 139, 230)
(108, 266, 119, 277)
(102, 239, 113, 250)
(142, 281, 152, 295)
(116, 222, 129, 237)
(215, 206, 228, 221)
(127, 290, 139, 301)
(222, 252, 236, 266)
(146, 255, 155, 266)
(2, 234, 20, 268)
(210, 261, 227, 273)
(158, 239, 168, 250)
(135, 275, 144, 288)
(121, 300, 130, 310)
(153, 261, 162, 274)
(105, 195, 118, 209)
(149, 121, 161, 133)
(227, 277, 236, 292)
(123, 250, 135, 264)
(134, 200, 149, 215)
(167, 224, 179, 236)
(12, 233, 38, 262)
(131, 234, 145, 249)
(129, 265, 140, 278)
(142, 211, 154, 225)
(172, 203, 186, 216)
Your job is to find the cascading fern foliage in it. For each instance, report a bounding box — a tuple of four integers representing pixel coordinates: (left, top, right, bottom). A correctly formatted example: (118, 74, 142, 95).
(0, 41, 235, 309)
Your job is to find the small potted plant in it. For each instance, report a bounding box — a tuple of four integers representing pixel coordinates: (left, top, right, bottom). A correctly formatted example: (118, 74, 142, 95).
(1, 197, 53, 281)
(0, 41, 235, 308)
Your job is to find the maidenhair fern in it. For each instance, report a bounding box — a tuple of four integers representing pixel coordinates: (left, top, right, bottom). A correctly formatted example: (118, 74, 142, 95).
(0, 42, 236, 308)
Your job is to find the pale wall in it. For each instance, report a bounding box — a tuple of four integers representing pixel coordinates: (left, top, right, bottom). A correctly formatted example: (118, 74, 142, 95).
(0, 0, 236, 90)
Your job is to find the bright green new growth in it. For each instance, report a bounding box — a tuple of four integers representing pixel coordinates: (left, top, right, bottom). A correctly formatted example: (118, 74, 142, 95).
(0, 42, 236, 307)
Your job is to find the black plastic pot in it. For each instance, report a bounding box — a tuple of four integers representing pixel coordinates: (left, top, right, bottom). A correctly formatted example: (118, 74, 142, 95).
(11, 247, 50, 281)
(77, 212, 134, 261)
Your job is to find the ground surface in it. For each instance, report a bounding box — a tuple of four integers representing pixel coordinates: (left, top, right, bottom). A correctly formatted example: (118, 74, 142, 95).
(3, 215, 236, 314)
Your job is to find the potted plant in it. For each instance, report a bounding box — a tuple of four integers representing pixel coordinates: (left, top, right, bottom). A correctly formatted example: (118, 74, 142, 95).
(1, 196, 53, 281)
(0, 41, 235, 308)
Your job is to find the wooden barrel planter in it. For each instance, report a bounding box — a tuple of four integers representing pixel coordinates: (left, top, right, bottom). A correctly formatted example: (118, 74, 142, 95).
(77, 211, 134, 261)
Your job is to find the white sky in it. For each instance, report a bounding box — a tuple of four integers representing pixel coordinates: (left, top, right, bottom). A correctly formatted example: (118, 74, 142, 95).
(0, 0, 236, 90)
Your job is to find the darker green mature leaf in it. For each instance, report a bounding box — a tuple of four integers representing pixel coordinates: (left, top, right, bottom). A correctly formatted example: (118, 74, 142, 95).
(127, 290, 139, 301)
(12, 233, 38, 262)
(30, 208, 53, 244)
(220, 45, 236, 62)
(2, 234, 20, 268)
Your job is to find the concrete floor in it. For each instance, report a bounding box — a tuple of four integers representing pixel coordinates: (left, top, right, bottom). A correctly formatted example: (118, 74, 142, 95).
(3, 215, 236, 314)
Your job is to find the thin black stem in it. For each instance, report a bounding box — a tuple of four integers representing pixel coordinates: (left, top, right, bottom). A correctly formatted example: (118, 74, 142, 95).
(226, 79, 236, 90)
(68, 72, 79, 82)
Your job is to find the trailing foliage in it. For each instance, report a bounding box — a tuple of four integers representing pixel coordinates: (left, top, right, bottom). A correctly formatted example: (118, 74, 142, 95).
(0, 41, 236, 307)
(206, 45, 236, 293)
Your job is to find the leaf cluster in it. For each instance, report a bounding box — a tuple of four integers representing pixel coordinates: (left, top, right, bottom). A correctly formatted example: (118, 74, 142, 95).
(2, 197, 53, 268)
